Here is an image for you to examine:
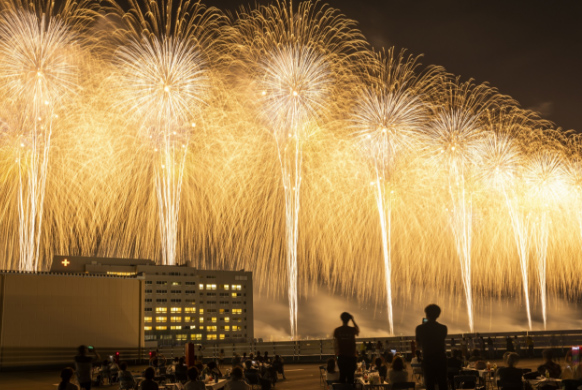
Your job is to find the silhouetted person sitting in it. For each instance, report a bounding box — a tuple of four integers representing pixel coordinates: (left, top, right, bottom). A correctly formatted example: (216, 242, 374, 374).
(203, 361, 223, 381)
(371, 357, 388, 383)
(389, 356, 409, 384)
(59, 367, 79, 390)
(175, 357, 188, 383)
(333, 312, 360, 385)
(184, 367, 205, 390)
(498, 353, 523, 390)
(468, 349, 482, 363)
(225, 366, 251, 390)
(416, 304, 448, 390)
(140, 367, 159, 390)
(537, 349, 562, 378)
(447, 349, 464, 390)
(118, 362, 136, 390)
(244, 359, 262, 384)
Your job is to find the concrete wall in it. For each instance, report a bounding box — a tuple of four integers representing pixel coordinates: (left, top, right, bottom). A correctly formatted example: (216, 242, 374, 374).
(0, 273, 143, 368)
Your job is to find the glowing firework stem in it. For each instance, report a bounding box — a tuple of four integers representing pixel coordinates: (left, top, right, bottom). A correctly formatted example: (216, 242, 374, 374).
(0, 4, 84, 271)
(277, 121, 302, 340)
(373, 173, 394, 335)
(448, 172, 474, 332)
(503, 191, 533, 330)
(533, 211, 549, 330)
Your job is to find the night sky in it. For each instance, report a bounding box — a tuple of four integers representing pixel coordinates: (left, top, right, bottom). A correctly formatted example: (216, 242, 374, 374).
(212, 0, 582, 132)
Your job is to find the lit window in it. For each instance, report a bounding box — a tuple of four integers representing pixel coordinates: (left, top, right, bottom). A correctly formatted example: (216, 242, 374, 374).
(232, 326, 241, 331)
(171, 307, 182, 313)
(219, 334, 225, 340)
(200, 326, 204, 330)
(232, 309, 242, 315)
(156, 316, 167, 322)
(192, 334, 202, 340)
(171, 326, 182, 330)
(199, 317, 204, 323)
(155, 326, 167, 330)
(184, 316, 191, 323)
(222, 284, 229, 290)
(156, 307, 167, 313)
(219, 309, 225, 314)
(206, 284, 217, 290)
(199, 308, 204, 314)
(171, 316, 181, 323)
(211, 317, 217, 323)
(172, 282, 182, 286)
(224, 317, 230, 323)
(231, 285, 242, 291)
(231, 292, 238, 297)
(207, 334, 217, 340)
(144, 317, 152, 323)
(107, 271, 136, 276)
(176, 334, 187, 340)
(185, 307, 196, 313)
(225, 326, 230, 331)
(199, 284, 204, 290)
(144, 326, 152, 331)
(207, 326, 217, 332)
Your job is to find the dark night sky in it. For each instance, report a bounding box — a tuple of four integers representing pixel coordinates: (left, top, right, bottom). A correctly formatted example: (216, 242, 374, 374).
(211, 0, 582, 132)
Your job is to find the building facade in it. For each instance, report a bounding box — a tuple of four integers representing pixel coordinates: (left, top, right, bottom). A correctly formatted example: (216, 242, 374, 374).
(51, 256, 254, 346)
(0, 271, 142, 368)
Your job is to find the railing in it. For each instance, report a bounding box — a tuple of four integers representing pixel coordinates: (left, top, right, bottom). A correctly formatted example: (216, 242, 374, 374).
(153, 329, 582, 362)
(2, 329, 582, 370)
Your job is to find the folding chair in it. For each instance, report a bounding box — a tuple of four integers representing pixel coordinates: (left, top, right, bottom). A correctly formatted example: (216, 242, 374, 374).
(497, 380, 524, 390)
(391, 381, 416, 390)
(245, 371, 262, 390)
(330, 384, 355, 390)
(454, 375, 478, 390)
(562, 379, 582, 390)
(538, 384, 559, 390)
(319, 365, 326, 387)
(523, 372, 539, 380)
(365, 385, 391, 390)
(411, 363, 424, 385)
(460, 369, 481, 386)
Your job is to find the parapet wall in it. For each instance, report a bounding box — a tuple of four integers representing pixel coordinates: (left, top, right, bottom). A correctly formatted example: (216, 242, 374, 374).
(0, 272, 143, 369)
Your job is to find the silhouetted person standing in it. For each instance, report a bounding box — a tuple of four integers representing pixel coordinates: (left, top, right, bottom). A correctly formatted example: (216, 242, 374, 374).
(416, 304, 448, 390)
(333, 312, 360, 385)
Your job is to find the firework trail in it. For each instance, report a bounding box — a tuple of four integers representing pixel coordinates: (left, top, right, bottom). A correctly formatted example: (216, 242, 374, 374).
(0, 0, 94, 271)
(351, 48, 441, 335)
(229, 0, 368, 339)
(422, 78, 499, 332)
(105, 0, 221, 265)
(479, 129, 534, 329)
(525, 151, 566, 329)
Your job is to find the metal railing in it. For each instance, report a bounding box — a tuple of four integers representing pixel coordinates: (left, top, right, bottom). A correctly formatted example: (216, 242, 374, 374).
(2, 329, 582, 370)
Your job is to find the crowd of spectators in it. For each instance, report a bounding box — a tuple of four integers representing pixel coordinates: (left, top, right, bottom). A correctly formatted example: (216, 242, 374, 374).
(61, 345, 286, 390)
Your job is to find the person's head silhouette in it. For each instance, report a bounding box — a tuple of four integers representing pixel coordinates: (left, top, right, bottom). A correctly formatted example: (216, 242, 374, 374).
(424, 304, 441, 321)
(340, 312, 352, 325)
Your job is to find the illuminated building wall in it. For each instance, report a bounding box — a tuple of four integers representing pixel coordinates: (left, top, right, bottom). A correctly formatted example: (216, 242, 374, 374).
(0, 271, 142, 368)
